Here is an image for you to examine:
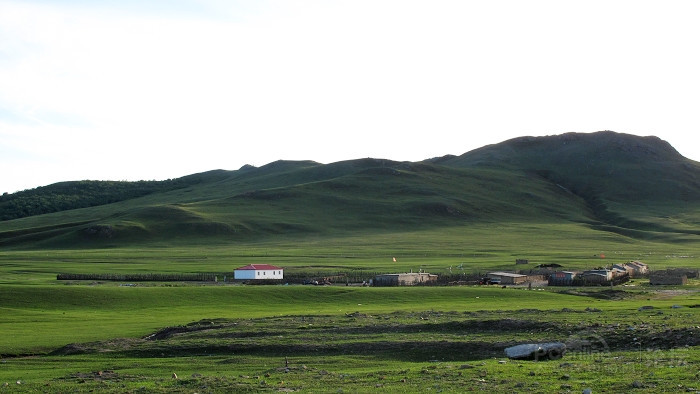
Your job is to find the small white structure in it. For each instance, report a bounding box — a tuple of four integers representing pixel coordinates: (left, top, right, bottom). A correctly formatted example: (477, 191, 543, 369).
(233, 264, 284, 280)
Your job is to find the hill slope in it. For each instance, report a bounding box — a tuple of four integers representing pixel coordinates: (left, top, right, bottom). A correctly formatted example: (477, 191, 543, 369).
(433, 131, 700, 237)
(0, 171, 232, 221)
(435, 131, 699, 204)
(0, 131, 698, 248)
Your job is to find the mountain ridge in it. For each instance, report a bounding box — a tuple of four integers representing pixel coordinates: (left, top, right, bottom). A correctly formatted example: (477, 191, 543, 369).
(437, 131, 699, 202)
(1, 131, 698, 248)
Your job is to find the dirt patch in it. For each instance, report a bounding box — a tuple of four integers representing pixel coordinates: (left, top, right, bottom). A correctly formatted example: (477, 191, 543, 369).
(144, 321, 227, 340)
(452, 319, 558, 332)
(47, 310, 699, 361)
(50, 338, 142, 356)
(559, 289, 639, 300)
(599, 327, 700, 350)
(289, 318, 560, 337)
(118, 340, 511, 361)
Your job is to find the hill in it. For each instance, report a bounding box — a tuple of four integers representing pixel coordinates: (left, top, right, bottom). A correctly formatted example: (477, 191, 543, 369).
(434, 131, 698, 203)
(434, 131, 700, 237)
(0, 171, 232, 221)
(0, 131, 698, 248)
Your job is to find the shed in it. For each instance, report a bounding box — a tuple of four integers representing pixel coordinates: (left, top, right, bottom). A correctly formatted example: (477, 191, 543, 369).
(580, 269, 612, 284)
(548, 271, 578, 286)
(626, 261, 648, 276)
(649, 272, 687, 285)
(611, 267, 627, 277)
(612, 261, 648, 277)
(374, 272, 437, 286)
(487, 272, 528, 285)
(234, 264, 284, 280)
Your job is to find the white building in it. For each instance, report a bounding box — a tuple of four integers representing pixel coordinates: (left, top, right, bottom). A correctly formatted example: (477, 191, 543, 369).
(233, 264, 284, 280)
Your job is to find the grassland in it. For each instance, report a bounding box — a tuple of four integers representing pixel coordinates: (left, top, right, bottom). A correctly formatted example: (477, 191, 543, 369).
(5, 282, 696, 353)
(2, 222, 699, 284)
(1, 220, 698, 392)
(0, 282, 698, 392)
(1, 221, 698, 392)
(0, 132, 698, 391)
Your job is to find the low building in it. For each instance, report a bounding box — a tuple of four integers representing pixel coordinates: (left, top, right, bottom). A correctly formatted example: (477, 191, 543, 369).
(233, 264, 284, 280)
(649, 272, 688, 285)
(487, 272, 528, 285)
(612, 264, 631, 274)
(612, 261, 648, 277)
(548, 271, 578, 286)
(611, 267, 627, 277)
(374, 272, 437, 286)
(627, 261, 649, 275)
(580, 269, 612, 284)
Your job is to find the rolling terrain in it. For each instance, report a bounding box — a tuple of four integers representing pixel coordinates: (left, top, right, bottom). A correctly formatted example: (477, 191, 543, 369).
(1, 131, 698, 392)
(0, 131, 698, 249)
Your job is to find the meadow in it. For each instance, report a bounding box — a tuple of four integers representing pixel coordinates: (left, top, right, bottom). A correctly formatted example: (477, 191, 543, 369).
(1, 134, 698, 392)
(0, 283, 698, 392)
(1, 222, 698, 392)
(2, 222, 698, 285)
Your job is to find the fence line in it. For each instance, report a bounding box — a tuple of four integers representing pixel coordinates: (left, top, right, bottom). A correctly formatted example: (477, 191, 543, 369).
(56, 272, 222, 282)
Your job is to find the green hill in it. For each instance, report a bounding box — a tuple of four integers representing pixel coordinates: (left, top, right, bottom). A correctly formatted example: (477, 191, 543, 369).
(0, 171, 231, 221)
(0, 131, 697, 249)
(435, 131, 700, 237)
(435, 131, 698, 203)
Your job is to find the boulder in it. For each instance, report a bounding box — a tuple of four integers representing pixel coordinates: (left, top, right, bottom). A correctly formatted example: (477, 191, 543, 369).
(505, 342, 566, 360)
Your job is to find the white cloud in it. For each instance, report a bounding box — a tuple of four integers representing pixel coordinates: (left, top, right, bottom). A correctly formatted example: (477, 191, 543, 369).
(1, 0, 699, 193)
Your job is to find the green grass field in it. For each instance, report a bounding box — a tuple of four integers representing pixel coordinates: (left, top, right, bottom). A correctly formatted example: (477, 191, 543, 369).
(2, 222, 698, 286)
(0, 283, 698, 392)
(1, 238, 698, 392)
(1, 219, 698, 392)
(0, 286, 598, 353)
(0, 132, 698, 391)
(2, 284, 698, 352)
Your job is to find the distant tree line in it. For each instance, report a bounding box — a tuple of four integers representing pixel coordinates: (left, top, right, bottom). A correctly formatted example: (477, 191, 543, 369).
(0, 179, 197, 221)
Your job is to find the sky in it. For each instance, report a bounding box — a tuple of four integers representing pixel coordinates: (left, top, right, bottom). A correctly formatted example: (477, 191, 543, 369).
(1, 0, 699, 193)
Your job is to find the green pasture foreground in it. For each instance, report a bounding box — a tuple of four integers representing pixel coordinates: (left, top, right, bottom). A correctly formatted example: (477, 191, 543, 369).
(1, 349, 698, 393)
(1, 285, 698, 355)
(1, 284, 698, 392)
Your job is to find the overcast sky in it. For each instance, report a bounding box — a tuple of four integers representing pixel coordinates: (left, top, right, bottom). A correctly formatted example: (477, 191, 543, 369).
(1, 0, 699, 193)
